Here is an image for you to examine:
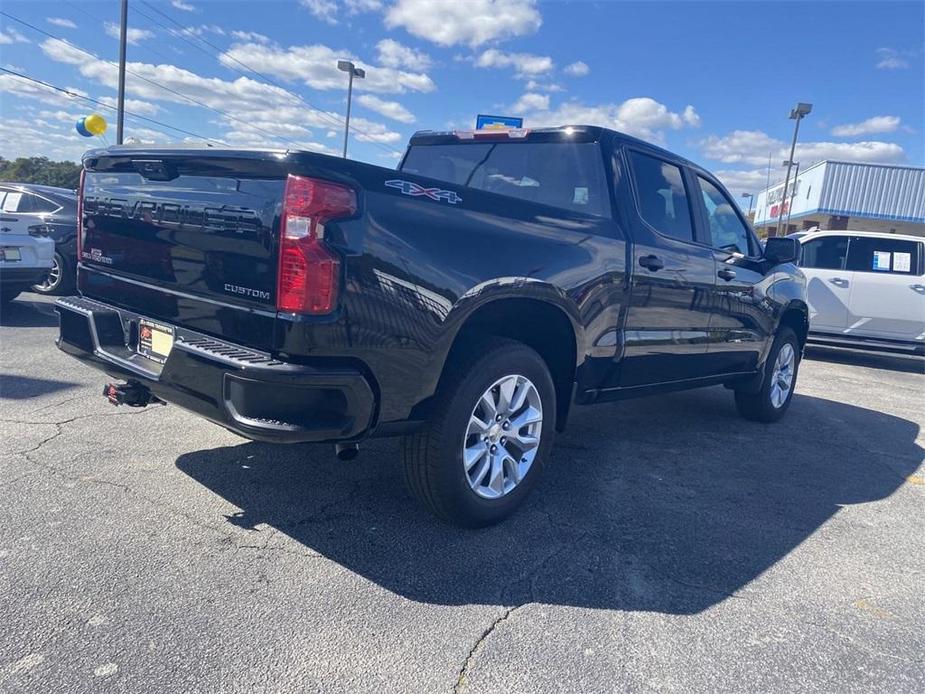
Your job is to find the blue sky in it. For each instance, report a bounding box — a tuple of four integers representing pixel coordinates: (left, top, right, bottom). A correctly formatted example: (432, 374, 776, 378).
(0, 0, 922, 194)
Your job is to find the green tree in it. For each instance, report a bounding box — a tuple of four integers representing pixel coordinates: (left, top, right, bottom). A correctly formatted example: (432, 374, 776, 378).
(0, 156, 82, 189)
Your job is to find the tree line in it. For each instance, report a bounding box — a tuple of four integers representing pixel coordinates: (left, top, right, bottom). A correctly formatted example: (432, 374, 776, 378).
(0, 157, 82, 190)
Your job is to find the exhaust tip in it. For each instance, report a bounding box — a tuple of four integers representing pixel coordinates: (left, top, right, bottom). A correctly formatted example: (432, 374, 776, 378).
(335, 442, 360, 462)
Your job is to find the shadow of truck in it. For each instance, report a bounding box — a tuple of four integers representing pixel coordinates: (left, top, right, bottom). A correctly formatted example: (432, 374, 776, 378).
(176, 386, 921, 615)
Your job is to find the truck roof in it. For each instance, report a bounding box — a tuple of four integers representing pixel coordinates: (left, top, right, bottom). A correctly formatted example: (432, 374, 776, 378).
(407, 124, 701, 171)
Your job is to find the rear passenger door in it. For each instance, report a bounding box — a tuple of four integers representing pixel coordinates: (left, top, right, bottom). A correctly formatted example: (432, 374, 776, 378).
(617, 148, 716, 387)
(844, 236, 925, 342)
(798, 235, 851, 333)
(692, 174, 774, 375)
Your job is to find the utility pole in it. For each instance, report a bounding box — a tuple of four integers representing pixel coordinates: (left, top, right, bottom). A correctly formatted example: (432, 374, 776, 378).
(116, 0, 128, 145)
(774, 102, 812, 237)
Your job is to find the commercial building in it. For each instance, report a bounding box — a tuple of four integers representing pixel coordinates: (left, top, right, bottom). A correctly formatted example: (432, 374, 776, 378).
(751, 160, 925, 238)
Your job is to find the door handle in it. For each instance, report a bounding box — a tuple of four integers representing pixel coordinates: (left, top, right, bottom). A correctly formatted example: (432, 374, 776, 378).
(912, 284, 925, 291)
(829, 277, 848, 286)
(717, 268, 736, 281)
(639, 254, 664, 271)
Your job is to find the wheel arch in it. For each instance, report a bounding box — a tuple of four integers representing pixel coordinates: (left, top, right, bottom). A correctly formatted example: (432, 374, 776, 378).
(779, 300, 810, 349)
(423, 291, 582, 432)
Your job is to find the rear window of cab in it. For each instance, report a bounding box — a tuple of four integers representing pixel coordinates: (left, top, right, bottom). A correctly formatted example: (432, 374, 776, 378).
(401, 142, 609, 217)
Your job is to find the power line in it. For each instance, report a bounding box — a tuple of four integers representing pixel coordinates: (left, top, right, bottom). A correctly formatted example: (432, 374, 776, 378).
(0, 66, 224, 145)
(0, 10, 308, 151)
(62, 0, 180, 68)
(137, 0, 405, 157)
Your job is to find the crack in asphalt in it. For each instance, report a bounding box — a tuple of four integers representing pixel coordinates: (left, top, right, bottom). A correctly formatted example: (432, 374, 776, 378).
(453, 604, 525, 694)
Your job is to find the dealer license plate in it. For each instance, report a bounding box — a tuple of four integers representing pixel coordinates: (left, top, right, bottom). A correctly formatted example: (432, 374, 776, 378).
(137, 319, 175, 363)
(1, 247, 21, 261)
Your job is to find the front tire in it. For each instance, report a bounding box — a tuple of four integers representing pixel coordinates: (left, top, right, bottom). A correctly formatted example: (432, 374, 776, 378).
(402, 337, 556, 527)
(734, 326, 800, 422)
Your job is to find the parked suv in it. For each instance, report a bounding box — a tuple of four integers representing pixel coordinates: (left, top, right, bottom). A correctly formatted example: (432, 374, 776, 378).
(797, 230, 925, 355)
(55, 126, 808, 526)
(0, 185, 56, 305)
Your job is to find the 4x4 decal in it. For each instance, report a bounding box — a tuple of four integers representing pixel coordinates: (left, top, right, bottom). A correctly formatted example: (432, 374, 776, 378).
(385, 179, 462, 205)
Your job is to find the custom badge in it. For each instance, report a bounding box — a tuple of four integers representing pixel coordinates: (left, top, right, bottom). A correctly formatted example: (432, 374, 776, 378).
(385, 179, 462, 205)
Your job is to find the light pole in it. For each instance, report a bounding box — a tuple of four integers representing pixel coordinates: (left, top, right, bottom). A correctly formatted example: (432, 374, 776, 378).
(773, 102, 811, 237)
(741, 192, 755, 218)
(337, 60, 365, 159)
(782, 159, 800, 232)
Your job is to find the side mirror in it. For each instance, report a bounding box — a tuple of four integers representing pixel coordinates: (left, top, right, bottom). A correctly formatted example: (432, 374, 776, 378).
(764, 237, 800, 265)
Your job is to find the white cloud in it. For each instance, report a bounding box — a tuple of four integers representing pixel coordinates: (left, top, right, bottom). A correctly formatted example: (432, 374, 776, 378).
(351, 116, 402, 143)
(511, 92, 549, 113)
(713, 169, 775, 197)
(346, 0, 383, 11)
(0, 73, 89, 109)
(38, 38, 402, 153)
(700, 129, 907, 167)
(376, 38, 432, 71)
(475, 48, 553, 77)
(564, 61, 589, 77)
(219, 42, 436, 94)
(300, 0, 339, 24)
(104, 22, 154, 45)
(97, 96, 161, 116)
(699, 130, 779, 166)
(0, 28, 30, 44)
(356, 94, 415, 123)
(831, 115, 901, 137)
(523, 97, 700, 144)
(230, 30, 270, 43)
(176, 24, 226, 37)
(525, 80, 563, 93)
(0, 118, 93, 162)
(171, 0, 197, 11)
(385, 0, 541, 47)
(875, 47, 910, 70)
(47, 17, 77, 29)
(42, 38, 302, 114)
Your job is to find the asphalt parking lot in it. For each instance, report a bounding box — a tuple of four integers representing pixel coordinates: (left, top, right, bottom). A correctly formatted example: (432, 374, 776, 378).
(1, 293, 923, 694)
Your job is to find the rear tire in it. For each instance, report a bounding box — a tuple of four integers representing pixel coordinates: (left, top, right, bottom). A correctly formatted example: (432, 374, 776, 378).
(401, 337, 556, 527)
(32, 252, 73, 295)
(734, 326, 800, 422)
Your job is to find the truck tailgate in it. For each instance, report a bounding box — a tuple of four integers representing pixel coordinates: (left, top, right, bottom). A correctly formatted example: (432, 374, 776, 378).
(80, 150, 287, 350)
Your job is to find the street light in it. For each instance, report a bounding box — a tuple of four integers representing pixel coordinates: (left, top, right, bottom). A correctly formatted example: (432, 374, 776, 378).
(773, 102, 812, 237)
(337, 60, 365, 159)
(782, 159, 800, 232)
(741, 192, 755, 218)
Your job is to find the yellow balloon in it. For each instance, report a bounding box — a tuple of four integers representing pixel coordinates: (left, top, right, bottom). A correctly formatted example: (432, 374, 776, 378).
(84, 113, 107, 136)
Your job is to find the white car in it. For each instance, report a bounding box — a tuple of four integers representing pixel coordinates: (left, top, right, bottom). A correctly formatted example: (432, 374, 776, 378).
(797, 230, 925, 355)
(0, 187, 56, 306)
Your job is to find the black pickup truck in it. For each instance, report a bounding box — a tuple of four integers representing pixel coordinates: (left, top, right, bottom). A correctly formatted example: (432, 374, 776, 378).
(56, 126, 807, 526)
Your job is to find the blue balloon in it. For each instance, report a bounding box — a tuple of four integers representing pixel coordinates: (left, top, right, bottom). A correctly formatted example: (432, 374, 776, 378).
(76, 118, 93, 137)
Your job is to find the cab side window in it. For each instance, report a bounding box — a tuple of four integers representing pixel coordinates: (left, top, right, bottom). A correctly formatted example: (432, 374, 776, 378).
(800, 236, 848, 269)
(845, 236, 921, 275)
(628, 150, 694, 242)
(697, 176, 753, 255)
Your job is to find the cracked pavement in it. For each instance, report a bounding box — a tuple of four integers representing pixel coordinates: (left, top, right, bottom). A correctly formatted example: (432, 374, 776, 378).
(1, 294, 924, 693)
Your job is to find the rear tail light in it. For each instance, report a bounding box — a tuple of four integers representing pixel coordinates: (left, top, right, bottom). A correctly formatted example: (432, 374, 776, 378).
(76, 168, 86, 262)
(277, 174, 356, 314)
